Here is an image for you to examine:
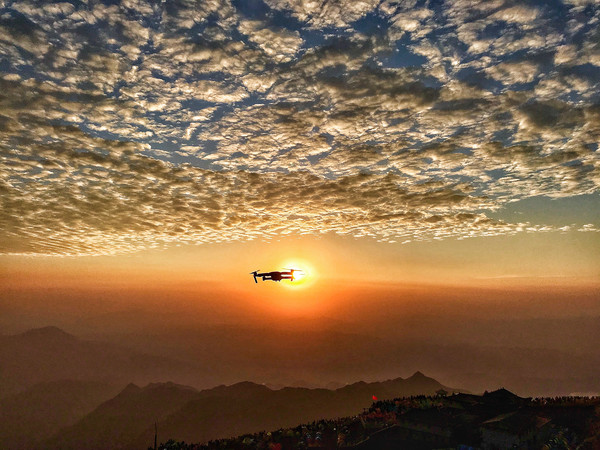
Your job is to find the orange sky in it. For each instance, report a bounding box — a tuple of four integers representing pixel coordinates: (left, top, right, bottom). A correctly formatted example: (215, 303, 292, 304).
(3, 229, 598, 285)
(2, 230, 598, 335)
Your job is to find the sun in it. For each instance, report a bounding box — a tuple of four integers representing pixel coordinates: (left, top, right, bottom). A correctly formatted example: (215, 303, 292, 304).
(281, 259, 315, 288)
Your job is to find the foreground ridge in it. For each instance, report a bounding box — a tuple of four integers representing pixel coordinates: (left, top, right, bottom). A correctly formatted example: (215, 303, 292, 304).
(156, 390, 600, 450)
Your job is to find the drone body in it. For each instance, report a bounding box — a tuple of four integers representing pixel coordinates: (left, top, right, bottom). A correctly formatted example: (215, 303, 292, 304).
(250, 269, 302, 283)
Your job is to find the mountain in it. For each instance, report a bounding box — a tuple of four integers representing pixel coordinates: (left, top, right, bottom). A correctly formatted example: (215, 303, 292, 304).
(146, 372, 453, 447)
(88, 322, 600, 397)
(46, 382, 199, 450)
(0, 326, 211, 398)
(0, 380, 122, 449)
(47, 373, 455, 450)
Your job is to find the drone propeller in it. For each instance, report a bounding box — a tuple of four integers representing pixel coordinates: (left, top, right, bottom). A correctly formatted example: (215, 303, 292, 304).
(250, 270, 260, 274)
(283, 268, 303, 272)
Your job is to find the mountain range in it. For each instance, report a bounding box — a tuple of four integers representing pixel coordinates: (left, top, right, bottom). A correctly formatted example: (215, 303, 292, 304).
(0, 326, 208, 398)
(0, 327, 457, 449)
(46, 372, 452, 450)
(3, 323, 598, 449)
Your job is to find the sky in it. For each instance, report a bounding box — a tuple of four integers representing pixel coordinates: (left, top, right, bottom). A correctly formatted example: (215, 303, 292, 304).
(1, 0, 599, 351)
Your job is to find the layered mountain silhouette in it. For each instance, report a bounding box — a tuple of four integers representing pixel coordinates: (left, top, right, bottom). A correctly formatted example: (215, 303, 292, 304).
(6, 323, 598, 400)
(0, 380, 122, 449)
(0, 326, 208, 398)
(11, 324, 596, 449)
(88, 321, 600, 397)
(46, 373, 455, 450)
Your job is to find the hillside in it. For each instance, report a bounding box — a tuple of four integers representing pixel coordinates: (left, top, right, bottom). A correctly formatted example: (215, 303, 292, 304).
(162, 390, 600, 450)
(0, 380, 122, 449)
(46, 382, 200, 450)
(46, 373, 455, 449)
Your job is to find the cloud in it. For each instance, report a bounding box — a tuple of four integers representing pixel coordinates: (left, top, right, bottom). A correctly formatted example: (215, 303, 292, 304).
(485, 60, 540, 85)
(489, 5, 540, 25)
(238, 20, 304, 63)
(0, 0, 599, 255)
(264, 0, 380, 29)
(0, 125, 536, 256)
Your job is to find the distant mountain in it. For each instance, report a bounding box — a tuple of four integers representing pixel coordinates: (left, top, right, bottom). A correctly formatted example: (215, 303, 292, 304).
(47, 373, 456, 450)
(0, 327, 210, 398)
(90, 321, 600, 397)
(19, 326, 77, 341)
(0, 380, 122, 449)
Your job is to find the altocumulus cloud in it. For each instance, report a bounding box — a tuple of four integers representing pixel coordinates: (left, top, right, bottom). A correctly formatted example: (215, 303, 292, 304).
(0, 0, 599, 256)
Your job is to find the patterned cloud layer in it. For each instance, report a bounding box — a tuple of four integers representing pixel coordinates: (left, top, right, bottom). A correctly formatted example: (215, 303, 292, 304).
(1, 0, 599, 255)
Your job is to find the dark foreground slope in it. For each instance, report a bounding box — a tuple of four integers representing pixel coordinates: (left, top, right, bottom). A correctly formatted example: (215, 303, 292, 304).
(46, 382, 200, 450)
(47, 372, 454, 450)
(167, 390, 600, 450)
(0, 380, 122, 449)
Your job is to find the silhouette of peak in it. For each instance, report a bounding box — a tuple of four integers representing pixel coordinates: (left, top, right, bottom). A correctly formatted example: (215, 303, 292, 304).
(19, 326, 76, 340)
(206, 381, 272, 398)
(119, 383, 141, 395)
(487, 387, 513, 395)
(407, 371, 429, 380)
(484, 388, 522, 400)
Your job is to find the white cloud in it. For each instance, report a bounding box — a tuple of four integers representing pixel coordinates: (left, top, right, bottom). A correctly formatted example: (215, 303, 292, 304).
(265, 0, 380, 28)
(239, 20, 304, 63)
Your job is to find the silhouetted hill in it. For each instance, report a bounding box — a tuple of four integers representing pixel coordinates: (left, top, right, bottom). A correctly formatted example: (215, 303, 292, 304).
(0, 380, 122, 449)
(0, 327, 209, 398)
(47, 373, 457, 449)
(47, 382, 199, 450)
(336, 371, 445, 399)
(483, 387, 523, 403)
(19, 326, 78, 341)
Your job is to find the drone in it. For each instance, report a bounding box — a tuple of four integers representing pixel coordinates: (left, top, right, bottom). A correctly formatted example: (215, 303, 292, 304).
(250, 269, 303, 283)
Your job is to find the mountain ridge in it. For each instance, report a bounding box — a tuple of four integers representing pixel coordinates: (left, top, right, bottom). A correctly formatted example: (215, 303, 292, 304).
(0, 326, 210, 399)
(46, 373, 460, 450)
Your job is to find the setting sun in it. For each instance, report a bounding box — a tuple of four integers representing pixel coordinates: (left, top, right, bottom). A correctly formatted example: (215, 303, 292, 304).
(281, 259, 316, 288)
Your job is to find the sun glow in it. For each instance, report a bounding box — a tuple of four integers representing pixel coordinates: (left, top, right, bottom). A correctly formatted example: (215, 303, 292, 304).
(282, 259, 316, 288)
